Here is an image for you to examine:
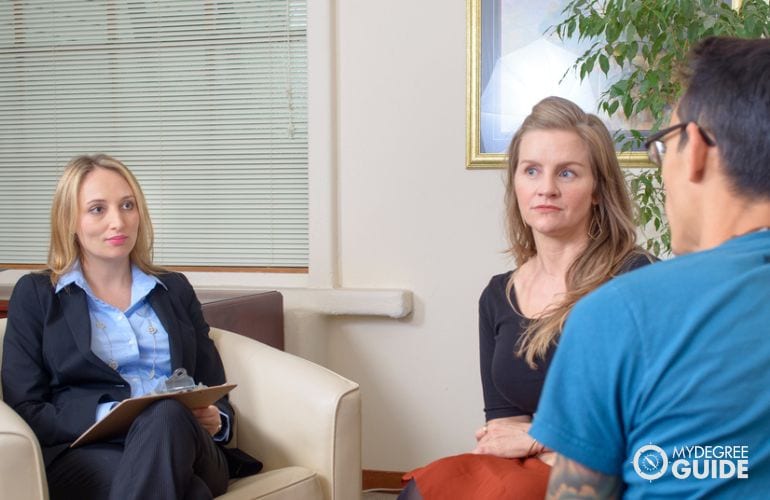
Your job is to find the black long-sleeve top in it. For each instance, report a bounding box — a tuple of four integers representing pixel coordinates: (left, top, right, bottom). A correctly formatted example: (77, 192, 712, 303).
(479, 253, 654, 421)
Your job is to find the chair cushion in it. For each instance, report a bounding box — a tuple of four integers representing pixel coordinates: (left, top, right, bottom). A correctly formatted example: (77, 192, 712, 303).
(216, 466, 321, 500)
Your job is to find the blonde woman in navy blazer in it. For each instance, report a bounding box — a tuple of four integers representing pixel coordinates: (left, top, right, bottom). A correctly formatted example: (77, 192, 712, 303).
(2, 155, 259, 500)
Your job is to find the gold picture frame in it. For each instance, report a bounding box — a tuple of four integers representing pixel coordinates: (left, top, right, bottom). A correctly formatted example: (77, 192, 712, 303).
(466, 0, 742, 170)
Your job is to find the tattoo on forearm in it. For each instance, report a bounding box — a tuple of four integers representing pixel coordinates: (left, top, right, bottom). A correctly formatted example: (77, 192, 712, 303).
(546, 454, 621, 500)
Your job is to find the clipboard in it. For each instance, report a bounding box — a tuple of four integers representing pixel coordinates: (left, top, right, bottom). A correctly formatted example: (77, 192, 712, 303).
(71, 383, 236, 448)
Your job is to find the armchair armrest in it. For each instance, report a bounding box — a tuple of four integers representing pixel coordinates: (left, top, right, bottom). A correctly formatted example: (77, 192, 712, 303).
(210, 328, 361, 500)
(0, 400, 49, 500)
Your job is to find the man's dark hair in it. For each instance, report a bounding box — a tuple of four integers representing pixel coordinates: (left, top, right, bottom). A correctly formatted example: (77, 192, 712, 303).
(677, 36, 770, 198)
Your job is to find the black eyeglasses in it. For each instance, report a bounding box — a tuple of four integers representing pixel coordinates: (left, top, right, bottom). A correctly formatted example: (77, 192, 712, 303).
(643, 122, 716, 167)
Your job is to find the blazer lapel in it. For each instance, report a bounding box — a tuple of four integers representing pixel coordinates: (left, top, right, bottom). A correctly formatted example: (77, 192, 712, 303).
(147, 287, 184, 370)
(58, 285, 121, 378)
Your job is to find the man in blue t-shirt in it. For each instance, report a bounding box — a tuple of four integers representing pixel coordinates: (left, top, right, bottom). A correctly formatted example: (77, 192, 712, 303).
(530, 37, 770, 498)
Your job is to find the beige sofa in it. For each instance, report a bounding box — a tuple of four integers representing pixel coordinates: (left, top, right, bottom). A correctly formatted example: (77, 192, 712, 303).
(0, 319, 361, 499)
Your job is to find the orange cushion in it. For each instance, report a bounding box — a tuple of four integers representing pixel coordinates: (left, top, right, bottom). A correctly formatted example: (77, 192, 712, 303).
(403, 453, 550, 500)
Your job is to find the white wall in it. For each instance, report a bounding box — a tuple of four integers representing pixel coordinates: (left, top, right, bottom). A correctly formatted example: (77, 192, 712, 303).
(327, 0, 512, 470)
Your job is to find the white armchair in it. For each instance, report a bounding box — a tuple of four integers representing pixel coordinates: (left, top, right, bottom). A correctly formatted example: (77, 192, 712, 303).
(0, 319, 362, 500)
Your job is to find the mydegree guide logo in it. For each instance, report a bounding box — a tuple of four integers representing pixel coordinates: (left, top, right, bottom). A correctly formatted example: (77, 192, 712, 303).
(632, 444, 749, 482)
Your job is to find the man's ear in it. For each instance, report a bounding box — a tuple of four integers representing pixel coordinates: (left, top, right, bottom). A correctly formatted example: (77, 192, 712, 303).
(684, 122, 710, 183)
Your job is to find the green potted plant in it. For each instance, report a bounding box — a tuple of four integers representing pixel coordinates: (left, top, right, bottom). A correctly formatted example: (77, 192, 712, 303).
(551, 0, 770, 255)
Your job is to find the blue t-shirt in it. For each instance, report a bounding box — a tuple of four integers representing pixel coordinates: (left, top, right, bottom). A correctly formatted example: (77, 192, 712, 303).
(531, 230, 770, 498)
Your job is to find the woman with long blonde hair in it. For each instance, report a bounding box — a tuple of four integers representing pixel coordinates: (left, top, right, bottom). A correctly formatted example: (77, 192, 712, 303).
(3, 154, 260, 499)
(400, 97, 653, 499)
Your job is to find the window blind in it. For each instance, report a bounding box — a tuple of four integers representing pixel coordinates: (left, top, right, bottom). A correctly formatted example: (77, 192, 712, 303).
(0, 0, 308, 268)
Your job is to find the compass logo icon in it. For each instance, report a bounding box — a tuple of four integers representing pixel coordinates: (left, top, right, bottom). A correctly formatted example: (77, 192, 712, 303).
(633, 444, 668, 481)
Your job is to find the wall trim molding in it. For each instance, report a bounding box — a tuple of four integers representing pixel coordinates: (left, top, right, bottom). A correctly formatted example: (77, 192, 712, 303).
(363, 469, 405, 491)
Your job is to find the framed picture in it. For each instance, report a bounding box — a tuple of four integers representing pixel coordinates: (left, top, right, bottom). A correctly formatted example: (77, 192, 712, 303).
(466, 0, 730, 169)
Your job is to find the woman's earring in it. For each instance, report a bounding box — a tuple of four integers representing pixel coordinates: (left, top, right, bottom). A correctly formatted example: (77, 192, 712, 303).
(588, 210, 603, 240)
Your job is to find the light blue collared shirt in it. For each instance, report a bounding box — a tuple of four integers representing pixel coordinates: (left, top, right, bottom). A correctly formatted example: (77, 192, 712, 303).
(57, 261, 229, 440)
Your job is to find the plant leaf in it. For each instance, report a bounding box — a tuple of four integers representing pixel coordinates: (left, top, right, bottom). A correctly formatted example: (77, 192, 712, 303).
(599, 54, 610, 75)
